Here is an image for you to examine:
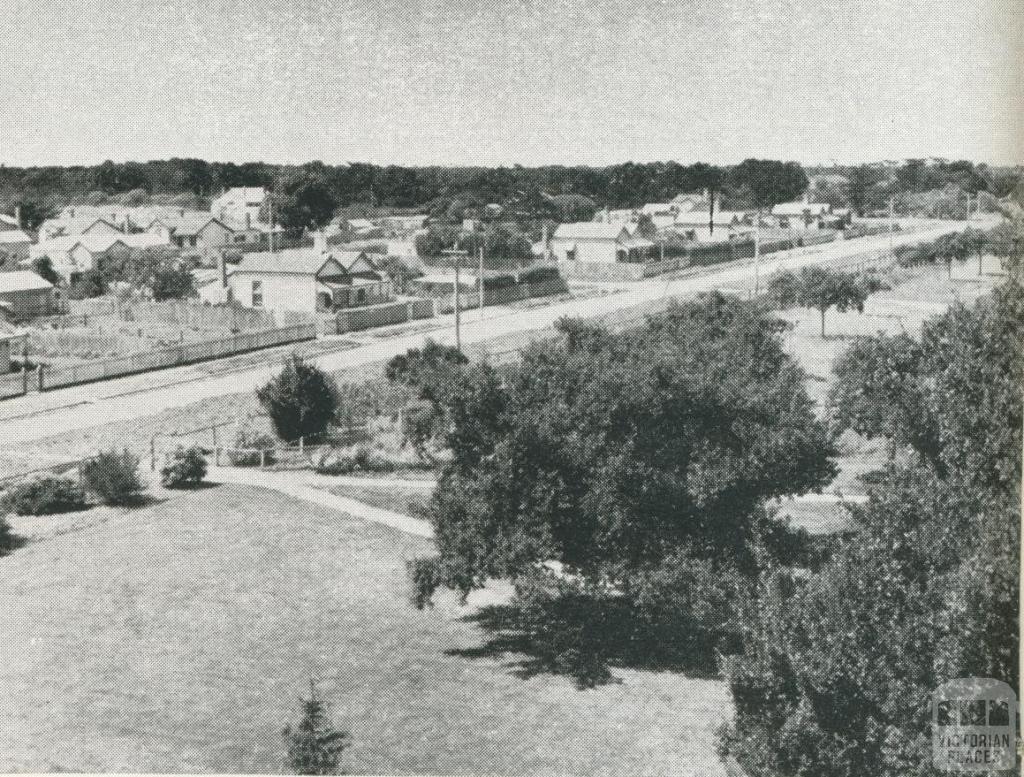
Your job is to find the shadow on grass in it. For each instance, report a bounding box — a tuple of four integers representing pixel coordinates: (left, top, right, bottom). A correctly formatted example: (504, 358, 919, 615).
(163, 481, 222, 493)
(447, 602, 722, 687)
(0, 524, 28, 557)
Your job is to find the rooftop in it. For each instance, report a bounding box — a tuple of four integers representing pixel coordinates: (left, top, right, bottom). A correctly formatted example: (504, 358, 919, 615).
(553, 223, 628, 240)
(235, 248, 374, 276)
(0, 270, 54, 293)
(0, 230, 31, 244)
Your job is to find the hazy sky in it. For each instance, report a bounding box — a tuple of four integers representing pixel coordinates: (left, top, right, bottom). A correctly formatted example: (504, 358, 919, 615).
(2, 0, 1021, 167)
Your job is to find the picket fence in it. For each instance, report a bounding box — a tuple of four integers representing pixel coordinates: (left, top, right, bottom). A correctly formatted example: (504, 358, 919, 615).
(36, 323, 316, 392)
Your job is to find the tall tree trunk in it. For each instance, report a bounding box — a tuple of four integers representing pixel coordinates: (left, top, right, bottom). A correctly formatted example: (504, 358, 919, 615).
(820, 308, 826, 337)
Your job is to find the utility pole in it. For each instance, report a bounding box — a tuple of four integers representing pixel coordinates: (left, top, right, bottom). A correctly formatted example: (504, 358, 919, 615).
(442, 248, 468, 353)
(753, 208, 762, 296)
(478, 246, 485, 319)
(269, 196, 275, 254)
(888, 196, 895, 261)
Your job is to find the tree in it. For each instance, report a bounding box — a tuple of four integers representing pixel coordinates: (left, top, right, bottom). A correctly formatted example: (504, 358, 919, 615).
(730, 159, 808, 211)
(846, 165, 885, 216)
(722, 273, 1022, 777)
(765, 270, 800, 309)
(795, 266, 876, 337)
(150, 264, 196, 301)
(416, 294, 836, 682)
(13, 196, 55, 231)
(385, 339, 468, 401)
(31, 256, 60, 286)
(257, 355, 339, 442)
(549, 193, 597, 223)
(283, 681, 350, 775)
(275, 175, 338, 232)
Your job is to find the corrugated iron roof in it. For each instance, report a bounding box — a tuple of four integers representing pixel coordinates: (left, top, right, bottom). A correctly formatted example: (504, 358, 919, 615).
(0, 270, 54, 293)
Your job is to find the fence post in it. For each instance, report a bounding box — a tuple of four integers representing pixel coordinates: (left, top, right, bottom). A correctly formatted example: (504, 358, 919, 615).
(36, 364, 43, 392)
(150, 436, 156, 471)
(260, 450, 266, 468)
(22, 364, 28, 394)
(299, 437, 304, 453)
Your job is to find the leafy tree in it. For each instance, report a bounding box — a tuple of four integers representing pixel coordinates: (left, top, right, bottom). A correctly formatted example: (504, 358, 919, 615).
(150, 264, 196, 301)
(257, 355, 339, 442)
(12, 196, 55, 231)
(846, 165, 886, 216)
(765, 270, 800, 308)
(730, 159, 808, 211)
(416, 294, 836, 682)
(31, 256, 60, 285)
(283, 682, 350, 775)
(723, 269, 1023, 777)
(68, 270, 107, 299)
(549, 193, 597, 223)
(795, 266, 877, 336)
(275, 175, 338, 232)
(385, 339, 468, 401)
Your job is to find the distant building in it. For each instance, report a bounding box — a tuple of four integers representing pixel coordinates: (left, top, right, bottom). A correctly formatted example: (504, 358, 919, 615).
(0, 271, 60, 321)
(30, 233, 169, 283)
(211, 187, 267, 225)
(770, 194, 833, 230)
(550, 223, 655, 264)
(671, 210, 750, 243)
(38, 215, 122, 241)
(226, 238, 392, 314)
(0, 230, 32, 269)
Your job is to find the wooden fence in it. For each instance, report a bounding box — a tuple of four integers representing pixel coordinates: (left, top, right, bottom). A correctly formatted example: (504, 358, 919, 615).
(36, 323, 316, 392)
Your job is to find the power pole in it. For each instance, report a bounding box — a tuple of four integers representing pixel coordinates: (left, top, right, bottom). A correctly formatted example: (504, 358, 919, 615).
(888, 196, 895, 261)
(753, 208, 762, 296)
(442, 248, 468, 353)
(478, 246, 485, 319)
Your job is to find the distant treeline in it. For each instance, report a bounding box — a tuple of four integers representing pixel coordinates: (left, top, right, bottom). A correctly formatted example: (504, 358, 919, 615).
(0, 156, 1019, 222)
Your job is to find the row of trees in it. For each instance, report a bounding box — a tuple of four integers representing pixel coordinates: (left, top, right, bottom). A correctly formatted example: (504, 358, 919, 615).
(767, 267, 885, 335)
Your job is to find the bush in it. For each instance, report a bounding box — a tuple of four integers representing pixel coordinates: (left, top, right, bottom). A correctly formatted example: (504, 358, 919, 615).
(1, 476, 88, 516)
(314, 445, 396, 476)
(227, 429, 277, 467)
(160, 445, 207, 488)
(80, 449, 144, 506)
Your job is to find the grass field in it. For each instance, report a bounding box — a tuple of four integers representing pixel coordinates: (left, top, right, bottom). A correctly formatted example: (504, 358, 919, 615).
(0, 484, 731, 775)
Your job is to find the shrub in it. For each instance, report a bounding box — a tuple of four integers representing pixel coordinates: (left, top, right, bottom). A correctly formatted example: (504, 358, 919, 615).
(283, 682, 350, 775)
(227, 429, 277, 467)
(80, 449, 144, 506)
(0, 515, 20, 556)
(314, 445, 396, 476)
(1, 476, 87, 516)
(160, 445, 207, 488)
(407, 556, 443, 609)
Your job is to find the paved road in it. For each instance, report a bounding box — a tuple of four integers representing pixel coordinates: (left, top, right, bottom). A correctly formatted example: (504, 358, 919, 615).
(0, 221, 975, 446)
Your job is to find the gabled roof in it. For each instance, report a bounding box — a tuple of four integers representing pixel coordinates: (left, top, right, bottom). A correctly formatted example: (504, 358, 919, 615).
(161, 214, 231, 236)
(0, 270, 53, 293)
(236, 248, 376, 277)
(0, 230, 31, 245)
(347, 218, 375, 230)
(553, 223, 629, 241)
(35, 233, 168, 254)
(40, 216, 121, 236)
(673, 210, 746, 227)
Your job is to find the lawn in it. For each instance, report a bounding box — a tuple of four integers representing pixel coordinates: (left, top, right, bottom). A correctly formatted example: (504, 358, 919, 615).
(328, 482, 433, 517)
(0, 484, 732, 775)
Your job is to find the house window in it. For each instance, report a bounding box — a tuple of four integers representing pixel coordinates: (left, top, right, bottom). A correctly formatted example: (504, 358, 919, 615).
(357, 288, 366, 303)
(234, 234, 246, 243)
(251, 280, 263, 307)
(565, 248, 576, 261)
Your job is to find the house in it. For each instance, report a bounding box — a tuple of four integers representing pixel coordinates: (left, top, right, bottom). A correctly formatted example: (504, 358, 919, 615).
(550, 223, 655, 264)
(30, 233, 169, 283)
(0, 230, 32, 269)
(38, 215, 122, 241)
(346, 218, 377, 235)
(226, 238, 392, 314)
(211, 187, 267, 225)
(671, 210, 750, 243)
(150, 214, 236, 250)
(771, 195, 833, 230)
(0, 271, 60, 320)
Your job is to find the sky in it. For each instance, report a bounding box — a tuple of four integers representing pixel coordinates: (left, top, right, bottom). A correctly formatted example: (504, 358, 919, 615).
(1, 0, 1021, 168)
